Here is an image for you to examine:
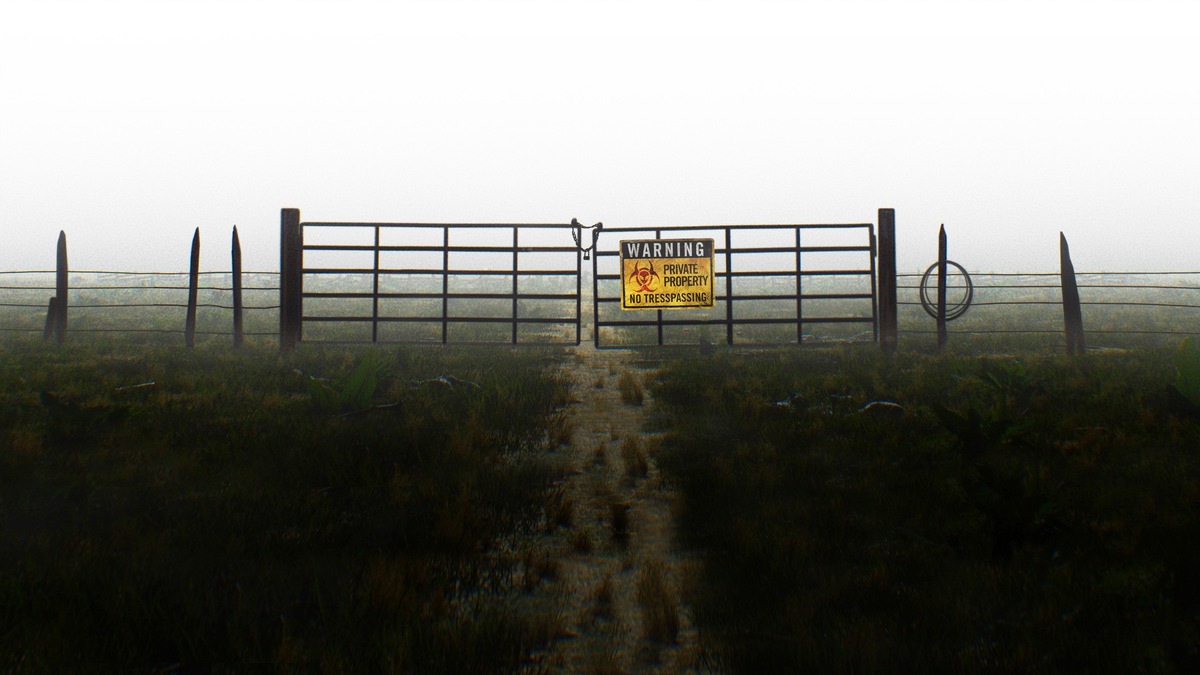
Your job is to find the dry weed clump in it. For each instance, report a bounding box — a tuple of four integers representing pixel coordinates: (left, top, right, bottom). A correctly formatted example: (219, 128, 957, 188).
(618, 371, 644, 406)
(570, 526, 595, 554)
(636, 560, 680, 643)
(621, 436, 650, 478)
(546, 487, 575, 530)
(548, 413, 576, 447)
(609, 501, 632, 541)
(521, 549, 561, 592)
(593, 441, 608, 465)
(589, 572, 618, 621)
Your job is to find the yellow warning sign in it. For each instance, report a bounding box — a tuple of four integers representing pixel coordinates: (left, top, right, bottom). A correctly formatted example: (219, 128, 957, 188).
(620, 238, 714, 310)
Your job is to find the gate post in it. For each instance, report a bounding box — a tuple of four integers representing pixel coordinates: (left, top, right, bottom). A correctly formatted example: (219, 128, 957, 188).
(280, 208, 303, 353)
(877, 208, 898, 353)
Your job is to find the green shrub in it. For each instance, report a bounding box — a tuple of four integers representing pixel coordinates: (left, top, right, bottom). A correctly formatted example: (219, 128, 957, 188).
(305, 348, 389, 412)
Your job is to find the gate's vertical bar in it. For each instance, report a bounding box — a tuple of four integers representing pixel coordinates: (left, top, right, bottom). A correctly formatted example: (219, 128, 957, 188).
(280, 208, 302, 353)
(877, 208, 897, 353)
(724, 226, 734, 346)
(372, 225, 381, 343)
(795, 226, 803, 344)
(937, 224, 948, 350)
(54, 231, 68, 345)
(868, 224, 879, 343)
(576, 226, 583, 346)
(592, 241, 602, 348)
(1060, 232, 1086, 355)
(441, 225, 450, 344)
(232, 226, 243, 348)
(512, 226, 520, 344)
(185, 228, 200, 349)
(654, 228, 664, 346)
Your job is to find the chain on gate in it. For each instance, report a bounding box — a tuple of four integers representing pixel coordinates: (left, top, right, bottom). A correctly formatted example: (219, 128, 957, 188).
(571, 218, 603, 259)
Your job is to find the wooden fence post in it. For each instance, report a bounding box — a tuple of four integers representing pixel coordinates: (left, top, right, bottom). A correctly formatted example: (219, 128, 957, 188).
(937, 224, 948, 349)
(44, 296, 58, 340)
(55, 231, 68, 345)
(232, 226, 243, 348)
(185, 228, 200, 349)
(280, 208, 303, 353)
(1060, 232, 1086, 355)
(877, 208, 897, 353)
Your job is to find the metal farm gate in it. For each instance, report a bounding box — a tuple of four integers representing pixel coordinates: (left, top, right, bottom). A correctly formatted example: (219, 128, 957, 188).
(279, 209, 892, 351)
(591, 222, 878, 348)
(278, 209, 582, 349)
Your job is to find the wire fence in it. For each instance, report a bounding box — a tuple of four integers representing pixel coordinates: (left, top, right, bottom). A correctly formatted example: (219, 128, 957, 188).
(3, 267, 1199, 348)
(0, 270, 282, 338)
(896, 270, 1200, 345)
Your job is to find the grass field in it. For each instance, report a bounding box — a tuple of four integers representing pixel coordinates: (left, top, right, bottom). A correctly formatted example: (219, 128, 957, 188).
(650, 339, 1200, 673)
(0, 338, 573, 672)
(3, 272, 1200, 672)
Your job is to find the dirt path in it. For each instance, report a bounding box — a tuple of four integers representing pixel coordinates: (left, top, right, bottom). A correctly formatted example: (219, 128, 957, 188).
(529, 343, 700, 673)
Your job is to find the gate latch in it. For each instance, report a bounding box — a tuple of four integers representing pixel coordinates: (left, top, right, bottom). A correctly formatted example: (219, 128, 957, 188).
(571, 218, 603, 260)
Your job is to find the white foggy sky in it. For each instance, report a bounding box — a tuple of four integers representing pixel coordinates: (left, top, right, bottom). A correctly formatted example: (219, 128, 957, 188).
(1, 0, 1197, 273)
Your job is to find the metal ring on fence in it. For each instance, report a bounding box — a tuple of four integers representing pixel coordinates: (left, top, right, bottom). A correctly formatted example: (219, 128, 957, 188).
(919, 260, 973, 320)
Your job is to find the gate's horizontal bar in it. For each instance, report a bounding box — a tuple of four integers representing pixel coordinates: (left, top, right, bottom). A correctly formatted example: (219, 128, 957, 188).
(595, 223, 872, 232)
(593, 246, 872, 256)
(303, 291, 577, 300)
(593, 292, 874, 304)
(594, 269, 872, 283)
(595, 316, 873, 327)
(303, 338, 579, 346)
(303, 268, 577, 276)
(302, 222, 574, 229)
(800, 293, 875, 300)
(303, 316, 577, 324)
(708, 245, 874, 255)
(302, 244, 578, 254)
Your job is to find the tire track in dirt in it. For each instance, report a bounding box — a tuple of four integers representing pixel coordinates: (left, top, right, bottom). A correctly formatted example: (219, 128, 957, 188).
(530, 342, 700, 673)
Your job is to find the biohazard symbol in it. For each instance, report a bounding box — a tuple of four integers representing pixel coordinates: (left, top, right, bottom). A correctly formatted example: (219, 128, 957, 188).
(628, 260, 660, 293)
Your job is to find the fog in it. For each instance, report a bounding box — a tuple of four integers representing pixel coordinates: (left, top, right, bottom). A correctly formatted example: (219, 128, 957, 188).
(2, 0, 1197, 275)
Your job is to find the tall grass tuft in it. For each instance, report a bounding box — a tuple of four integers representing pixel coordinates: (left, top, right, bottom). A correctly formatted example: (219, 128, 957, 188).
(618, 371, 644, 406)
(636, 560, 680, 644)
(621, 436, 649, 478)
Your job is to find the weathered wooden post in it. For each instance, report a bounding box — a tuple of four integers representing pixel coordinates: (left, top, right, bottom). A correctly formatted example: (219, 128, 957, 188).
(44, 296, 58, 340)
(232, 225, 244, 348)
(280, 208, 303, 352)
(55, 231, 68, 345)
(937, 224, 948, 349)
(1060, 232, 1085, 355)
(877, 208, 897, 353)
(185, 228, 200, 349)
